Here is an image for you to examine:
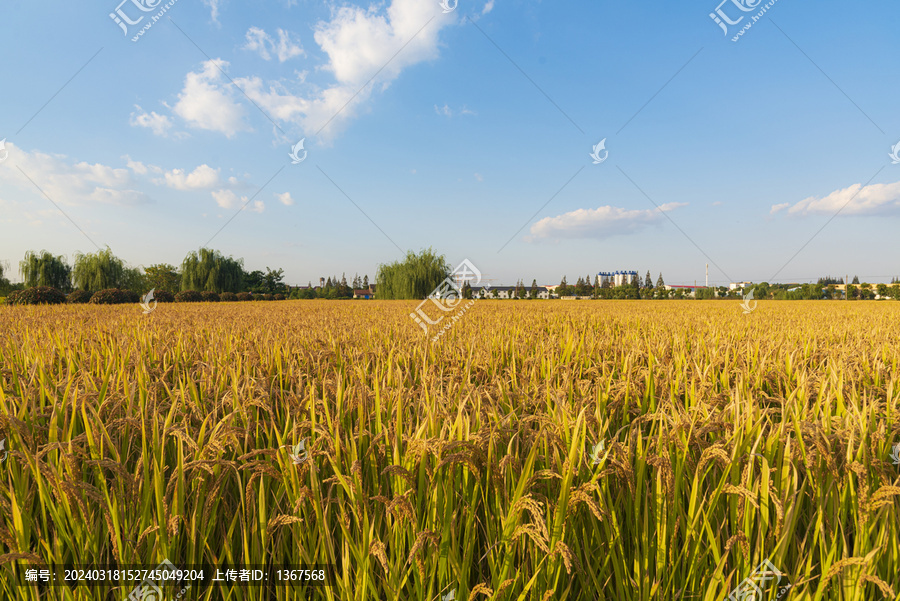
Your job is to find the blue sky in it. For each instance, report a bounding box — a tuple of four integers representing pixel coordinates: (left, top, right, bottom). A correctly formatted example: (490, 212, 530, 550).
(1, 0, 898, 288)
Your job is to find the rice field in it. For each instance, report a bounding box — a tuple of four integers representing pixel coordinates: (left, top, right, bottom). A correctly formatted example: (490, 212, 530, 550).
(1, 299, 900, 600)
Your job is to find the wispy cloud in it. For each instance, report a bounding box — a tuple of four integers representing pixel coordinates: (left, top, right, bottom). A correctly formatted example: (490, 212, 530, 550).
(0, 142, 150, 207)
(528, 203, 687, 241)
(244, 27, 305, 62)
(202, 0, 221, 24)
(435, 103, 475, 117)
(771, 181, 900, 216)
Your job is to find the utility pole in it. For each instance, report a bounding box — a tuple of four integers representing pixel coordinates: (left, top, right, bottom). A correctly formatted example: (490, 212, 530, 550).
(706, 263, 709, 288)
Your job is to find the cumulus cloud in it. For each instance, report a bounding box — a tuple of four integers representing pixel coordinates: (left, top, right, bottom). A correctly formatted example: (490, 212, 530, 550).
(173, 60, 249, 138)
(0, 142, 150, 207)
(244, 27, 305, 62)
(232, 0, 453, 139)
(483, 1, 494, 14)
(528, 203, 687, 241)
(211, 189, 243, 209)
(161, 165, 221, 190)
(771, 181, 900, 216)
(130, 105, 174, 137)
(276, 192, 294, 206)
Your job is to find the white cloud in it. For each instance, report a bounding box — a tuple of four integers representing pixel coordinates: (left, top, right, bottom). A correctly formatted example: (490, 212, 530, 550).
(276, 192, 294, 206)
(249, 200, 265, 213)
(244, 27, 305, 62)
(173, 60, 249, 138)
(163, 164, 221, 190)
(0, 142, 150, 207)
(130, 105, 174, 137)
(211, 189, 244, 209)
(483, 1, 494, 14)
(529, 203, 687, 240)
(474, 173, 483, 182)
(234, 0, 453, 139)
(435, 103, 475, 117)
(202, 0, 221, 24)
(773, 181, 900, 216)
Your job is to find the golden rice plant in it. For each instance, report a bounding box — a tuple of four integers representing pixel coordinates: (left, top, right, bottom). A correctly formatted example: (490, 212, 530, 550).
(0, 299, 899, 600)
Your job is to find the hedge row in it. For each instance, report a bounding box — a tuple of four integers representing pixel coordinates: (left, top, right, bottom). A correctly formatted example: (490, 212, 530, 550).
(5, 287, 288, 305)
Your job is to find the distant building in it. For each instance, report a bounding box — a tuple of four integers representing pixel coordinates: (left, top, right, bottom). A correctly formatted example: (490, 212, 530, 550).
(353, 289, 373, 299)
(598, 271, 638, 287)
(729, 281, 752, 290)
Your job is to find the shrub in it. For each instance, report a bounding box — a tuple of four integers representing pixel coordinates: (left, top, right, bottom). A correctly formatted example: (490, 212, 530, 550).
(175, 290, 203, 303)
(8, 286, 67, 305)
(262, 294, 275, 301)
(124, 290, 140, 303)
(274, 293, 285, 301)
(90, 289, 131, 305)
(152, 290, 175, 303)
(220, 292, 237, 302)
(236, 292, 252, 302)
(200, 291, 220, 302)
(67, 290, 93, 304)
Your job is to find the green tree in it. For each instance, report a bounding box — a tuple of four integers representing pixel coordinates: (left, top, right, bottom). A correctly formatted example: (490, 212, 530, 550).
(181, 248, 245, 293)
(121, 267, 148, 294)
(73, 248, 125, 292)
(144, 264, 180, 292)
(20, 250, 72, 290)
(263, 268, 286, 294)
(530, 279, 538, 299)
(656, 273, 665, 288)
(376, 248, 450, 300)
(877, 283, 888, 298)
(851, 275, 860, 284)
(644, 271, 652, 289)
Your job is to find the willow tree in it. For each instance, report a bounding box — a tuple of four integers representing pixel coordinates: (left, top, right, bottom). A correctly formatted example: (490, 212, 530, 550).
(73, 248, 125, 292)
(181, 248, 244, 293)
(376, 248, 450, 300)
(19, 250, 72, 290)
